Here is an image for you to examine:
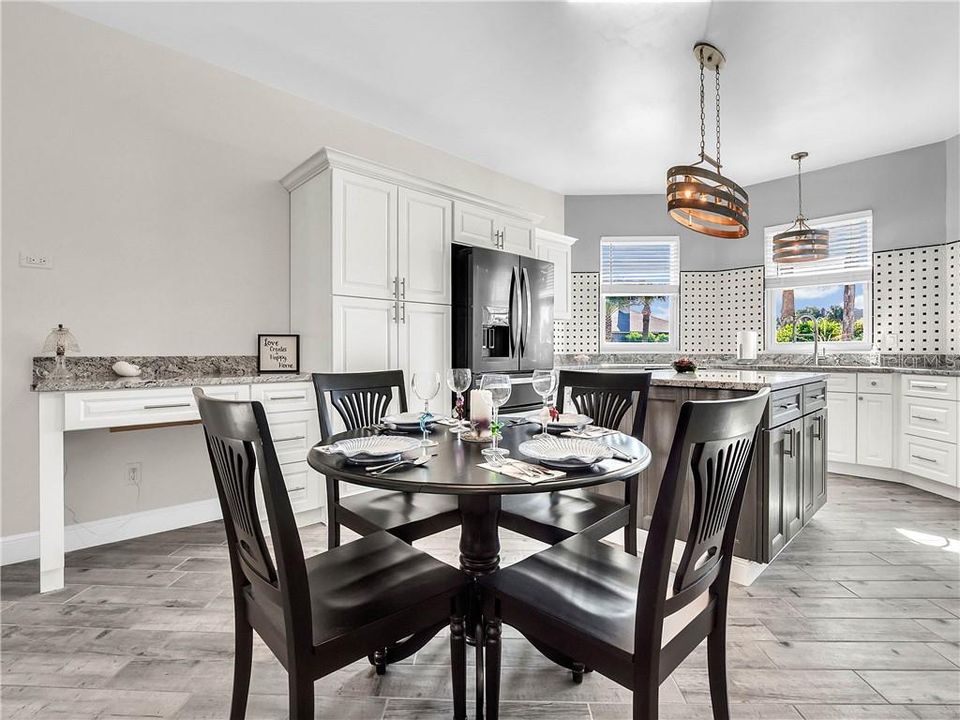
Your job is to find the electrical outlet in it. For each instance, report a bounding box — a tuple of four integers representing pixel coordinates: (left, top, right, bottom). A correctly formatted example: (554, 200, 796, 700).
(19, 251, 53, 269)
(125, 462, 142, 487)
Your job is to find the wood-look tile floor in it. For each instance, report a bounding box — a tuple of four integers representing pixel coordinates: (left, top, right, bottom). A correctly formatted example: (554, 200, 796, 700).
(2, 474, 958, 719)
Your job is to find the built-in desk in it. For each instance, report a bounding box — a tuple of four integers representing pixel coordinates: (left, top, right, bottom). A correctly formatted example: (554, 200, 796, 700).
(34, 373, 322, 592)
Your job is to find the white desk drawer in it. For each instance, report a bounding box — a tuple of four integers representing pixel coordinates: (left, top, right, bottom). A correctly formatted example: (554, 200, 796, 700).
(64, 385, 249, 430)
(901, 375, 957, 400)
(899, 434, 958, 487)
(826, 373, 858, 393)
(901, 397, 958, 443)
(251, 383, 315, 413)
(857, 373, 893, 394)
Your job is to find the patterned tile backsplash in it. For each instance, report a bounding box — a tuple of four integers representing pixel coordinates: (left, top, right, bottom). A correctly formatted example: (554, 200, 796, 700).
(559, 243, 955, 360)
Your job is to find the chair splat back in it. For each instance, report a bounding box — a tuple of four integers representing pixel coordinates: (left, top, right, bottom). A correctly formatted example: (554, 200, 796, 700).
(206, 432, 277, 586)
(313, 371, 408, 440)
(638, 389, 769, 625)
(557, 370, 652, 439)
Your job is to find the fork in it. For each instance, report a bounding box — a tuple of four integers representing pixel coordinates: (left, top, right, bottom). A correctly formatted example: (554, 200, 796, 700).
(368, 454, 436, 474)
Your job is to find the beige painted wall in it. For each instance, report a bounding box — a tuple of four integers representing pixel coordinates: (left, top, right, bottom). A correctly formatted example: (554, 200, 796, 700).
(1, 3, 564, 537)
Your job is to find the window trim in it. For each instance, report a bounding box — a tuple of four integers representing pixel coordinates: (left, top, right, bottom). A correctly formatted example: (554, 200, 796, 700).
(599, 236, 680, 353)
(763, 210, 874, 352)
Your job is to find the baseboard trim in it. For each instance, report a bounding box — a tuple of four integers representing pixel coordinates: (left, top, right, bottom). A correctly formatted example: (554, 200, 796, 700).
(1, 499, 327, 566)
(830, 462, 960, 502)
(603, 528, 766, 587)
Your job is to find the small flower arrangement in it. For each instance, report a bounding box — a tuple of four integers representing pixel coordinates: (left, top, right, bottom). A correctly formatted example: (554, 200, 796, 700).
(672, 357, 698, 373)
(490, 419, 504, 439)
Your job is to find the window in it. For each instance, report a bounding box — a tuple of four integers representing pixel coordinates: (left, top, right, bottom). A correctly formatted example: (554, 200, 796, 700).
(600, 236, 679, 351)
(764, 210, 873, 350)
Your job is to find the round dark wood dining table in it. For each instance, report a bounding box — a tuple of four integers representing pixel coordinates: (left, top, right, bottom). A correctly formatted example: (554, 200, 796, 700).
(307, 421, 651, 718)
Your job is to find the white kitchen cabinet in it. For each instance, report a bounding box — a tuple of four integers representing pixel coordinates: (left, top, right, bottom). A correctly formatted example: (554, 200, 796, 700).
(331, 296, 400, 373)
(398, 302, 452, 415)
(399, 188, 452, 305)
(856, 392, 894, 467)
(454, 200, 535, 256)
(331, 168, 398, 301)
(826, 391, 857, 464)
(901, 396, 958, 443)
(899, 435, 958, 486)
(534, 229, 577, 321)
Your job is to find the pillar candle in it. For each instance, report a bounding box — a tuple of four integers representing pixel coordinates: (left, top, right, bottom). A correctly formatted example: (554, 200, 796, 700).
(470, 389, 493, 437)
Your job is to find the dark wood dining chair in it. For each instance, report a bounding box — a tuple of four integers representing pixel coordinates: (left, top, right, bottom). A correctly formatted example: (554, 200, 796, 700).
(193, 388, 467, 720)
(311, 371, 461, 548)
(499, 370, 652, 554)
(482, 388, 770, 720)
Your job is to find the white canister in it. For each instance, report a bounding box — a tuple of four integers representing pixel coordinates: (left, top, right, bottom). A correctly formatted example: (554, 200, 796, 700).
(737, 331, 759, 361)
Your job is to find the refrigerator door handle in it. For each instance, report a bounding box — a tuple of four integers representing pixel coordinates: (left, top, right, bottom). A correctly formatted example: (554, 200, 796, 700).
(508, 266, 519, 356)
(521, 267, 531, 356)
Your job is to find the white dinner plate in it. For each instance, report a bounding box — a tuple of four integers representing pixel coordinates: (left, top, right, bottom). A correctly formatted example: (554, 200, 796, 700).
(330, 436, 420, 459)
(518, 436, 614, 469)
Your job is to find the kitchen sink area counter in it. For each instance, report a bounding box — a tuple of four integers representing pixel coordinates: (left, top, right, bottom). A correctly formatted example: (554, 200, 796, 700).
(560, 365, 829, 391)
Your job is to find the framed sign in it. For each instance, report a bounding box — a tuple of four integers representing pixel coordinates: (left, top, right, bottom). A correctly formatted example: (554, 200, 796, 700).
(258, 334, 300, 374)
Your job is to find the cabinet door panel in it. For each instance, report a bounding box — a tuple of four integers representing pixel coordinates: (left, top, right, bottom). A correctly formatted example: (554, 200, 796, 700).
(803, 411, 827, 523)
(536, 237, 572, 320)
(331, 169, 398, 300)
(331, 296, 399, 373)
(501, 216, 535, 256)
(856, 393, 893, 467)
(399, 189, 452, 305)
(783, 421, 804, 542)
(765, 420, 801, 561)
(455, 202, 498, 248)
(398, 302, 452, 416)
(826, 392, 857, 464)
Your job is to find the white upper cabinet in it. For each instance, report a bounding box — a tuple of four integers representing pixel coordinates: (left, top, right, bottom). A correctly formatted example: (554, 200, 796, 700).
(331, 169, 398, 301)
(399, 188, 452, 305)
(535, 229, 578, 320)
(454, 201, 535, 256)
(500, 216, 535, 256)
(455, 201, 499, 249)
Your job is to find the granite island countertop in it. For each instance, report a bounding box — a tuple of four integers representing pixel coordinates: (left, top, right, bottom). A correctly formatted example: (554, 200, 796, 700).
(559, 365, 827, 391)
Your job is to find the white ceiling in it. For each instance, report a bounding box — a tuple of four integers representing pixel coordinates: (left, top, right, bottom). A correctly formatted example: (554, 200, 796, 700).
(56, 1, 960, 195)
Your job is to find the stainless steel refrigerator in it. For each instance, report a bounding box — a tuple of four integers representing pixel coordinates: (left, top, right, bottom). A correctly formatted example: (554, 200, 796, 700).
(452, 243, 554, 413)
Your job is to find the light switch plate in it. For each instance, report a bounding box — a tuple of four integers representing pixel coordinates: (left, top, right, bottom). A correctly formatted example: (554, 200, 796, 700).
(20, 252, 53, 269)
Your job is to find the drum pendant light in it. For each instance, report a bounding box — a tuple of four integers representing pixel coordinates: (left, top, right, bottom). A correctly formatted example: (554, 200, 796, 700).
(667, 43, 749, 239)
(772, 152, 829, 263)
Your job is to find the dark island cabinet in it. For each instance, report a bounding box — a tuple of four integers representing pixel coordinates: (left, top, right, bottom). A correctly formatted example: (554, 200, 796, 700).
(630, 380, 828, 565)
(761, 385, 829, 562)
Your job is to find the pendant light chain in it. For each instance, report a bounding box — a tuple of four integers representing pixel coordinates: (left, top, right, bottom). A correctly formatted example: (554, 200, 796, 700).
(715, 65, 721, 169)
(796, 155, 804, 219)
(699, 59, 706, 160)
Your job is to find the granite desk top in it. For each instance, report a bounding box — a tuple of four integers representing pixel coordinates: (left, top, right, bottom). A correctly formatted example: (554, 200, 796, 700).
(560, 366, 828, 391)
(31, 355, 311, 392)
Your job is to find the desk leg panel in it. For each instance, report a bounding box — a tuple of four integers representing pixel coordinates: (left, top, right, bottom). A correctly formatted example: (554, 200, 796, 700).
(38, 393, 65, 593)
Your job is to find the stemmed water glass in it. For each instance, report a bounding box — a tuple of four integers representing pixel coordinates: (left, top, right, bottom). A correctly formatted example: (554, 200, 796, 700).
(480, 373, 512, 462)
(411, 371, 441, 448)
(445, 368, 472, 434)
(531, 369, 558, 435)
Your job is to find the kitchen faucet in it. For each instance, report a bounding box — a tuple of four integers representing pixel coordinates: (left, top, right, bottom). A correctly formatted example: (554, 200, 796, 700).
(793, 314, 823, 366)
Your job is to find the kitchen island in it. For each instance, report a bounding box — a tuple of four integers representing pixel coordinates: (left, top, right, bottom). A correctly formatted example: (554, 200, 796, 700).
(563, 366, 829, 581)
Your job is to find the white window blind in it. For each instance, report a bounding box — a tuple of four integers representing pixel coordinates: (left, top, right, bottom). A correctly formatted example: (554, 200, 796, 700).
(764, 210, 873, 288)
(600, 236, 680, 294)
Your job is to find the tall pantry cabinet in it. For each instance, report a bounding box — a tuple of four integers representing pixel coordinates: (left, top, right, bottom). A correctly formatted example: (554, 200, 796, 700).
(282, 149, 543, 417)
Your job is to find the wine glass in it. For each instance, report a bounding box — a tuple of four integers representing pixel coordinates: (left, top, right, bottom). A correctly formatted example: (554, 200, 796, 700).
(479, 373, 512, 461)
(445, 368, 472, 434)
(411, 371, 441, 448)
(531, 369, 558, 435)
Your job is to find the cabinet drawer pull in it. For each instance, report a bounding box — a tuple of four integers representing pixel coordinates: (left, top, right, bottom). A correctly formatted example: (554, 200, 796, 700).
(912, 382, 942, 390)
(143, 402, 191, 410)
(911, 454, 939, 464)
(280, 459, 303, 467)
(809, 393, 825, 402)
(776, 402, 799, 412)
(911, 415, 940, 422)
(270, 394, 303, 401)
(275, 435, 306, 442)
(287, 486, 306, 493)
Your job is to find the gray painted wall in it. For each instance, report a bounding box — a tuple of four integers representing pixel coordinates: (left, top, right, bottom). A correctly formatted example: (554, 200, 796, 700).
(947, 134, 958, 244)
(567, 139, 955, 272)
